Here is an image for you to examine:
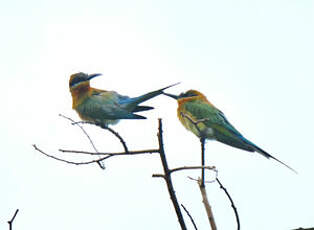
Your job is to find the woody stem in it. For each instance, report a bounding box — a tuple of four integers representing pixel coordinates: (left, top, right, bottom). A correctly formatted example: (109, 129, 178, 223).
(200, 137, 206, 188)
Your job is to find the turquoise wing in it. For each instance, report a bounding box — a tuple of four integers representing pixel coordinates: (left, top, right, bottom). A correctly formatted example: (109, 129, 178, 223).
(78, 91, 146, 120)
(183, 101, 255, 152)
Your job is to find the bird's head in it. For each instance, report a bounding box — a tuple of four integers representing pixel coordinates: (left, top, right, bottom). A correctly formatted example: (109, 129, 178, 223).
(163, 90, 206, 101)
(69, 72, 102, 91)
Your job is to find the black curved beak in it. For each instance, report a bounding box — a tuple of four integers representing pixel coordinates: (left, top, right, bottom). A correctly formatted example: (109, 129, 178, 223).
(163, 92, 179, 100)
(87, 73, 102, 80)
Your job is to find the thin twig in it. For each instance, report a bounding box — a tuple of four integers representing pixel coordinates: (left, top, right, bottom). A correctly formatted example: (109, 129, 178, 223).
(152, 174, 165, 178)
(33, 144, 108, 165)
(8, 209, 19, 230)
(59, 114, 98, 152)
(187, 168, 219, 184)
(103, 125, 129, 153)
(216, 178, 240, 230)
(198, 179, 217, 230)
(169, 165, 216, 174)
(187, 176, 217, 184)
(59, 149, 159, 156)
(34, 145, 159, 165)
(59, 114, 104, 168)
(71, 120, 129, 153)
(181, 204, 198, 230)
(155, 119, 187, 230)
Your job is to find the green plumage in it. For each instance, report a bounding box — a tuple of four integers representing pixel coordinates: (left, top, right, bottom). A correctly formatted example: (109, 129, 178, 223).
(163, 90, 296, 172)
(181, 100, 255, 152)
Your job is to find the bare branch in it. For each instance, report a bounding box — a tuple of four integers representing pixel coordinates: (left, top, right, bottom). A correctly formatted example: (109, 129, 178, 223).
(8, 209, 19, 230)
(181, 204, 198, 230)
(152, 174, 165, 179)
(59, 114, 98, 152)
(33, 145, 108, 166)
(187, 176, 217, 184)
(198, 179, 217, 230)
(169, 166, 216, 174)
(155, 119, 187, 230)
(216, 178, 240, 230)
(70, 120, 129, 153)
(34, 145, 160, 166)
(200, 137, 206, 188)
(180, 112, 218, 229)
(59, 114, 104, 168)
(58, 149, 159, 156)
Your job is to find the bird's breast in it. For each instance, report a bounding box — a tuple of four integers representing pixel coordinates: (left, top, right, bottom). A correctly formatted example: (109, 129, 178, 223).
(178, 111, 215, 139)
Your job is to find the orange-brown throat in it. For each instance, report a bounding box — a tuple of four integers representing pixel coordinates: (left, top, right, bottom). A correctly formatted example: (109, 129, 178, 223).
(70, 82, 91, 108)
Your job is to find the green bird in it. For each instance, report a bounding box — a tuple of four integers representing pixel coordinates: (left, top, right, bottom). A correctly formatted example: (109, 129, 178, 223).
(69, 72, 179, 127)
(164, 89, 296, 172)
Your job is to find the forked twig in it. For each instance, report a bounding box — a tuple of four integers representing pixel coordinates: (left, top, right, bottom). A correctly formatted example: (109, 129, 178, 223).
(154, 119, 187, 230)
(34, 145, 161, 166)
(59, 114, 98, 152)
(59, 114, 104, 168)
(70, 120, 128, 153)
(33, 144, 109, 165)
(8, 209, 19, 230)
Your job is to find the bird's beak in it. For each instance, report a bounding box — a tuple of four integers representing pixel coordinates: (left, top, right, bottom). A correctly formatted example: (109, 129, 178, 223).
(163, 92, 179, 100)
(87, 73, 102, 80)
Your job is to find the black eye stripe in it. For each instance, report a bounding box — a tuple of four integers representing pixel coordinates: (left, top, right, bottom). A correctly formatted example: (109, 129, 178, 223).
(69, 76, 86, 87)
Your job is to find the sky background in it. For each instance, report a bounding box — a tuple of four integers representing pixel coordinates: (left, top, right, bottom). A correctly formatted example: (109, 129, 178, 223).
(1, 0, 314, 229)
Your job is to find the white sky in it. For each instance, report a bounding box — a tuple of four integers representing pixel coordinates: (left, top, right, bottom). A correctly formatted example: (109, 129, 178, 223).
(1, 0, 314, 229)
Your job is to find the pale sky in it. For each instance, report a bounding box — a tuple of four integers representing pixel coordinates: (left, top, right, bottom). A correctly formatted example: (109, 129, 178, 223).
(1, 0, 314, 229)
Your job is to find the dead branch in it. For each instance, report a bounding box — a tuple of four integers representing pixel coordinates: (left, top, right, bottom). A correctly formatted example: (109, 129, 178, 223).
(69, 120, 128, 153)
(34, 116, 226, 229)
(33, 144, 107, 165)
(198, 179, 217, 230)
(34, 145, 160, 166)
(58, 149, 159, 156)
(155, 119, 187, 230)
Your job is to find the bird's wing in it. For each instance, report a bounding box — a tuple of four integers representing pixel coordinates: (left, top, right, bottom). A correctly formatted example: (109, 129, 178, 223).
(82, 91, 146, 120)
(182, 101, 230, 128)
(183, 101, 297, 172)
(183, 101, 255, 152)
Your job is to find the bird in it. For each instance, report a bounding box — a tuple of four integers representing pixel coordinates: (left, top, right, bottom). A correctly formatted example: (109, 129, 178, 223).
(69, 72, 179, 127)
(163, 89, 296, 172)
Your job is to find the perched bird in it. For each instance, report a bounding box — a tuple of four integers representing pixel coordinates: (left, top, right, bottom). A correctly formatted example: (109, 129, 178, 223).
(69, 72, 178, 127)
(163, 90, 296, 172)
